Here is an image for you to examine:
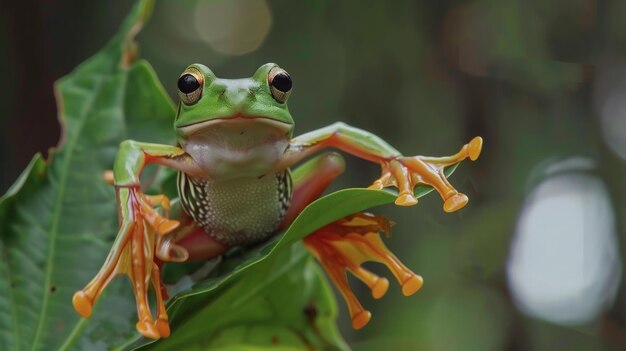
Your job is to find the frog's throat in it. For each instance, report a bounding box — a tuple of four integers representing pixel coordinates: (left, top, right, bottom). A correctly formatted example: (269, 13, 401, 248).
(179, 117, 291, 179)
(177, 116, 292, 136)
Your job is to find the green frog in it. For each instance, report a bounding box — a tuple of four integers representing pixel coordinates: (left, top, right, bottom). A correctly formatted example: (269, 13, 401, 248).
(72, 63, 482, 339)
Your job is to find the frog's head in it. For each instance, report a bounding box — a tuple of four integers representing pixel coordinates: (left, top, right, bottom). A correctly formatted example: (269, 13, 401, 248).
(174, 63, 294, 145)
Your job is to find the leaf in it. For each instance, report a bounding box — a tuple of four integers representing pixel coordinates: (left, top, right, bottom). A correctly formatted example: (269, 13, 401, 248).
(126, 165, 457, 351)
(0, 0, 177, 350)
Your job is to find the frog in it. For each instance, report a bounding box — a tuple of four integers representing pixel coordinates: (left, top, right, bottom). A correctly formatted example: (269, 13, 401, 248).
(71, 63, 483, 340)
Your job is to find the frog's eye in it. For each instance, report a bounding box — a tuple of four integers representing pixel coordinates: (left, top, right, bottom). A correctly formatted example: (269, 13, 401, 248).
(268, 67, 292, 103)
(177, 69, 204, 105)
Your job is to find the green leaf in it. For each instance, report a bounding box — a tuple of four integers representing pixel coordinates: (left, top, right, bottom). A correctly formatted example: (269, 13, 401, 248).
(0, 0, 176, 350)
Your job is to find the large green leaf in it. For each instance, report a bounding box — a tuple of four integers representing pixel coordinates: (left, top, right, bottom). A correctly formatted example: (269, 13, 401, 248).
(0, 0, 176, 350)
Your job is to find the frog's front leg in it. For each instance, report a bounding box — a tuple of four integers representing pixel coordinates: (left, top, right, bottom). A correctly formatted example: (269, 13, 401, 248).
(72, 141, 201, 339)
(278, 122, 482, 212)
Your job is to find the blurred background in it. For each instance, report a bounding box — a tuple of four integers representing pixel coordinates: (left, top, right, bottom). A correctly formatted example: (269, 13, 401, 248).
(2, 0, 626, 350)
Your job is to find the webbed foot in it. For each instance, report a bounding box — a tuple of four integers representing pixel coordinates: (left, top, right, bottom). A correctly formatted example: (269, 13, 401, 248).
(72, 187, 179, 339)
(369, 136, 483, 212)
(304, 213, 422, 330)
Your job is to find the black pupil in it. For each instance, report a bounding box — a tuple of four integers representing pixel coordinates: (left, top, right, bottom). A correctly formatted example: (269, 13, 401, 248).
(178, 74, 200, 94)
(271, 72, 292, 92)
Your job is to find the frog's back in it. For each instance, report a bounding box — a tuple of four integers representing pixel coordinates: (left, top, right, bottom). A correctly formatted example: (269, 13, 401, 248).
(177, 171, 292, 246)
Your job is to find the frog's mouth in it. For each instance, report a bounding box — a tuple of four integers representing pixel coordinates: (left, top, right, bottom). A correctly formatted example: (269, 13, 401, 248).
(178, 116, 292, 177)
(177, 116, 292, 137)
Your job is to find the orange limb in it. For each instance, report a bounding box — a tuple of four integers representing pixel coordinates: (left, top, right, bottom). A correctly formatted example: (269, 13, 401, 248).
(304, 213, 422, 330)
(167, 225, 229, 262)
(151, 262, 171, 338)
(128, 217, 159, 339)
(140, 194, 180, 236)
(72, 187, 180, 339)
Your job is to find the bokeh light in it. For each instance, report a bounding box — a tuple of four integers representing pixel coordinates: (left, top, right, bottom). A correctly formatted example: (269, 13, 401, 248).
(193, 0, 272, 56)
(507, 158, 622, 325)
(594, 66, 626, 160)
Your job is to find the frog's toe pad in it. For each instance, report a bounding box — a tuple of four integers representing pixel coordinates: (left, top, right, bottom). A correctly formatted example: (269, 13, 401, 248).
(72, 291, 93, 318)
(469, 136, 483, 161)
(155, 319, 171, 338)
(352, 310, 372, 330)
(371, 277, 389, 299)
(443, 193, 468, 213)
(402, 275, 424, 296)
(136, 320, 161, 340)
(395, 193, 418, 206)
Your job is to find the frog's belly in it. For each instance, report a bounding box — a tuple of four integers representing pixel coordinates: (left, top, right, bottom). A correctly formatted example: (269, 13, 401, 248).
(177, 171, 292, 246)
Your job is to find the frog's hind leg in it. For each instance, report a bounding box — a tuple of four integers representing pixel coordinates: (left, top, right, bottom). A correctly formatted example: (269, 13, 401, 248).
(72, 189, 180, 339)
(158, 222, 230, 262)
(304, 213, 423, 330)
(281, 152, 346, 228)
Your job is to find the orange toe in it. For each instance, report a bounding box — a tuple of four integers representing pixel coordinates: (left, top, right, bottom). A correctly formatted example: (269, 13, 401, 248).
(352, 310, 372, 330)
(136, 320, 160, 339)
(157, 219, 180, 236)
(395, 193, 418, 206)
(402, 275, 423, 296)
(443, 193, 468, 212)
(371, 277, 389, 299)
(102, 170, 114, 185)
(469, 136, 483, 161)
(368, 180, 384, 190)
(155, 319, 171, 338)
(72, 291, 93, 318)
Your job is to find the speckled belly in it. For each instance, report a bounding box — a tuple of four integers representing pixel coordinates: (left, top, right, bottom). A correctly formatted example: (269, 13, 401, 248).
(177, 171, 292, 246)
